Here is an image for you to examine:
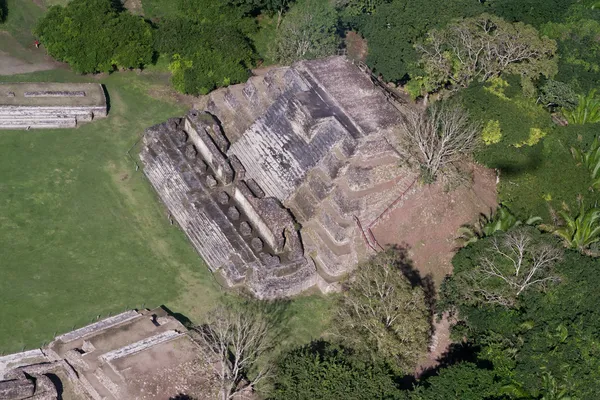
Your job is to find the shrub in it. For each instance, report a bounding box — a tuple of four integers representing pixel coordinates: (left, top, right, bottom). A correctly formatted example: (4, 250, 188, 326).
(155, 21, 253, 94)
(35, 0, 154, 73)
(482, 120, 502, 145)
(563, 89, 600, 124)
(270, 341, 403, 400)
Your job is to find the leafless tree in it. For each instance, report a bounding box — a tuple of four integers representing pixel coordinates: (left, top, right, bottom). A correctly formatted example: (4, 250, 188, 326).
(397, 104, 480, 181)
(467, 229, 563, 307)
(192, 306, 273, 400)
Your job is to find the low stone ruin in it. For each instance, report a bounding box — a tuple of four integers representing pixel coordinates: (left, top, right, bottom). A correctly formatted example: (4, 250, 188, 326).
(140, 56, 416, 298)
(0, 307, 205, 400)
(0, 83, 107, 129)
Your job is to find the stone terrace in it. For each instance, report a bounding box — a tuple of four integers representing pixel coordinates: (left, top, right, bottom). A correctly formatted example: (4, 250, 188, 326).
(140, 56, 415, 298)
(0, 83, 107, 129)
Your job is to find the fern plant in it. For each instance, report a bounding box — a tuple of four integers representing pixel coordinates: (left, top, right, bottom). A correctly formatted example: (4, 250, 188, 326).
(457, 204, 541, 246)
(563, 89, 600, 124)
(571, 136, 600, 189)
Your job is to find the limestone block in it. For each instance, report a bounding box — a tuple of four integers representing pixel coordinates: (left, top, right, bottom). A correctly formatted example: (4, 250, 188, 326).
(217, 191, 230, 205)
(228, 206, 240, 220)
(240, 222, 252, 237)
(185, 144, 197, 159)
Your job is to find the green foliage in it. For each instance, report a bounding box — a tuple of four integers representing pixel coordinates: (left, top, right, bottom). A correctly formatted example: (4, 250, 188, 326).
(484, 0, 578, 28)
(0, 0, 5, 23)
(34, 0, 154, 73)
(270, 341, 403, 400)
(447, 228, 563, 308)
(270, 0, 339, 64)
(563, 89, 600, 124)
(482, 120, 502, 145)
(334, 249, 430, 372)
(154, 1, 255, 95)
(538, 80, 579, 111)
(545, 202, 600, 251)
(543, 17, 600, 93)
(408, 363, 501, 400)
(417, 14, 558, 94)
(460, 79, 598, 220)
(457, 204, 541, 246)
(443, 242, 600, 399)
(571, 136, 600, 189)
(358, 0, 483, 82)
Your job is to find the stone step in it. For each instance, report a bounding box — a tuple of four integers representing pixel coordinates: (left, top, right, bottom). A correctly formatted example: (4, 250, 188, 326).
(99, 330, 182, 363)
(0, 117, 77, 129)
(304, 227, 358, 280)
(56, 310, 139, 343)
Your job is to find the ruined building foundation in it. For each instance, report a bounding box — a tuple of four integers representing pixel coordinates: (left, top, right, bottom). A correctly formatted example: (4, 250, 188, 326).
(0, 83, 107, 129)
(0, 307, 204, 400)
(140, 56, 416, 298)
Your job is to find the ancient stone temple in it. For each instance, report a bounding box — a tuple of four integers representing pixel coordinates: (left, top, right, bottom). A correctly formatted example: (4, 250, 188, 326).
(140, 56, 416, 298)
(0, 83, 107, 129)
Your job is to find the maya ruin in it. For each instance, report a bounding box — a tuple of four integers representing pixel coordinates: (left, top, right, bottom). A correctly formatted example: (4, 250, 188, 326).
(140, 56, 417, 298)
(0, 83, 107, 129)
(0, 307, 205, 400)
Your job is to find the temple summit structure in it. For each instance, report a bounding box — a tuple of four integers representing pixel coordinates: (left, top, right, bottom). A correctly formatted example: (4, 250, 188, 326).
(140, 56, 416, 298)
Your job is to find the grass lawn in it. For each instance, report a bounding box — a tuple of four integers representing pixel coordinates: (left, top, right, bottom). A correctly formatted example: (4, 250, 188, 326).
(0, 68, 332, 353)
(1, 0, 45, 46)
(0, 69, 221, 352)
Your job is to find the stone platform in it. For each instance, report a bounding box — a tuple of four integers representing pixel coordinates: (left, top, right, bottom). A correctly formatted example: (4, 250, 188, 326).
(140, 56, 414, 298)
(0, 307, 204, 400)
(0, 83, 107, 129)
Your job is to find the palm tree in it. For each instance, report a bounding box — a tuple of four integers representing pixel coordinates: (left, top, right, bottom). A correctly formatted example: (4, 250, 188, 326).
(563, 89, 600, 125)
(571, 136, 600, 189)
(457, 204, 541, 246)
(545, 202, 600, 251)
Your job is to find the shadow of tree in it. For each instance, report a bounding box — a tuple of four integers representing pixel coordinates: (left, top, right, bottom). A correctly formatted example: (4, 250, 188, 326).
(385, 244, 437, 316)
(169, 394, 195, 400)
(0, 0, 7, 23)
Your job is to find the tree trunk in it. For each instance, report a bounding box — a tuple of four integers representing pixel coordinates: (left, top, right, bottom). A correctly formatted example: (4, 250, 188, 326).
(276, 9, 283, 30)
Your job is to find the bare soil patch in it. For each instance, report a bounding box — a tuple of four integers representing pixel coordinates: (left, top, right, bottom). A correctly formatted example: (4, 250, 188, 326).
(371, 164, 497, 285)
(0, 32, 64, 75)
(122, 0, 144, 15)
(345, 31, 368, 62)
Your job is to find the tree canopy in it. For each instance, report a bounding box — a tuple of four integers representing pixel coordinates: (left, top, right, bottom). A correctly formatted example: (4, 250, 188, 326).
(270, 0, 339, 64)
(35, 0, 153, 73)
(270, 341, 403, 400)
(334, 249, 431, 372)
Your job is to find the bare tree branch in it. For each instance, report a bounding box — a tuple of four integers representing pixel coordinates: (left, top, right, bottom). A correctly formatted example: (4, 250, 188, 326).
(466, 229, 563, 307)
(192, 306, 273, 400)
(397, 104, 480, 181)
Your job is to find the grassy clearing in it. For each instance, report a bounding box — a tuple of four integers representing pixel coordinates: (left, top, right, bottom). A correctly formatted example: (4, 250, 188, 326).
(1, 0, 44, 46)
(142, 0, 181, 19)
